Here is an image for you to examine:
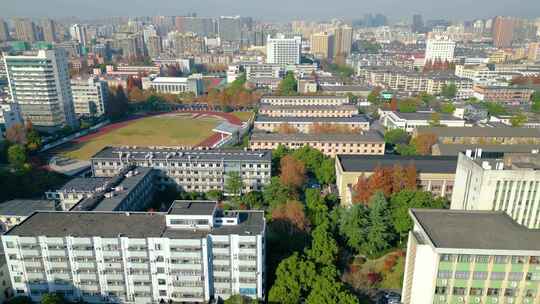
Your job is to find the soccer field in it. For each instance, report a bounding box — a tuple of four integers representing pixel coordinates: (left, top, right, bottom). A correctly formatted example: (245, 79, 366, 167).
(59, 114, 223, 160)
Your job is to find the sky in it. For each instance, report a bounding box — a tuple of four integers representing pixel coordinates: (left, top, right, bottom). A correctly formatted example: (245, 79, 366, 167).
(1, 0, 539, 21)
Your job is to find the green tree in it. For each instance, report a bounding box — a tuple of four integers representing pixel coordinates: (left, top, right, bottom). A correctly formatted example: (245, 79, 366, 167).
(390, 190, 447, 242)
(395, 144, 417, 156)
(398, 99, 417, 113)
(483, 102, 507, 116)
(532, 91, 540, 113)
(272, 144, 290, 175)
(224, 294, 258, 304)
(384, 129, 409, 145)
(510, 113, 527, 127)
(41, 293, 66, 304)
(292, 146, 335, 185)
(365, 192, 394, 256)
(440, 102, 456, 114)
(367, 88, 381, 103)
(305, 274, 359, 304)
(441, 83, 457, 99)
(263, 177, 296, 209)
(305, 188, 329, 226)
(268, 253, 317, 304)
(337, 205, 370, 253)
(306, 220, 338, 266)
(6, 297, 33, 304)
(225, 171, 244, 196)
(206, 190, 223, 201)
(242, 191, 265, 209)
(278, 71, 298, 95)
(8, 144, 27, 169)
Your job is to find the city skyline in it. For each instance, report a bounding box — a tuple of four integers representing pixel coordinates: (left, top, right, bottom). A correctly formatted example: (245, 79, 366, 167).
(1, 0, 540, 21)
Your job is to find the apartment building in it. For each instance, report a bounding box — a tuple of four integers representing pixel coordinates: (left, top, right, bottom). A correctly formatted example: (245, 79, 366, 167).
(402, 209, 540, 304)
(150, 75, 204, 96)
(451, 152, 540, 229)
(0, 200, 56, 233)
(336, 155, 457, 206)
(260, 95, 349, 106)
(358, 66, 473, 95)
(71, 77, 109, 117)
(244, 64, 283, 81)
(425, 36, 456, 63)
(254, 115, 370, 133)
(249, 131, 385, 157)
(2, 200, 265, 303)
(46, 167, 155, 211)
(266, 34, 301, 65)
(472, 85, 534, 103)
(414, 127, 540, 145)
(380, 111, 466, 133)
(3, 49, 77, 131)
(258, 104, 358, 118)
(90, 147, 272, 193)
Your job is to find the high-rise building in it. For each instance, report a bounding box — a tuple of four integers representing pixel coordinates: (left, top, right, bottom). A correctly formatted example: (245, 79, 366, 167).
(70, 24, 88, 47)
(311, 32, 334, 60)
(402, 208, 540, 304)
(71, 77, 109, 117)
(333, 25, 353, 58)
(146, 35, 162, 59)
(218, 16, 241, 42)
(492, 16, 514, 48)
(169, 32, 206, 56)
(528, 42, 540, 62)
(424, 36, 456, 64)
(13, 18, 37, 42)
(3, 49, 77, 130)
(41, 18, 57, 43)
(412, 14, 424, 33)
(451, 151, 540, 229)
(266, 34, 301, 65)
(175, 16, 215, 37)
(0, 18, 10, 42)
(2, 200, 266, 303)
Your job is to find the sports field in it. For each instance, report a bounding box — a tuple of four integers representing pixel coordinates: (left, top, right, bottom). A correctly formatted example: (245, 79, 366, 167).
(59, 113, 223, 160)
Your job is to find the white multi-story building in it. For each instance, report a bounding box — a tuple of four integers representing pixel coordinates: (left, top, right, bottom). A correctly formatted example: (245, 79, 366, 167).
(2, 200, 266, 303)
(379, 110, 466, 133)
(266, 34, 301, 65)
(3, 49, 77, 131)
(149, 75, 203, 96)
(425, 36, 456, 64)
(70, 24, 88, 47)
(260, 95, 349, 106)
(451, 151, 540, 229)
(71, 77, 109, 117)
(0, 103, 23, 136)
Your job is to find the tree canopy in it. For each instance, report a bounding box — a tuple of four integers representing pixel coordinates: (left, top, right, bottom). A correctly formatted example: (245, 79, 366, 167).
(278, 72, 298, 95)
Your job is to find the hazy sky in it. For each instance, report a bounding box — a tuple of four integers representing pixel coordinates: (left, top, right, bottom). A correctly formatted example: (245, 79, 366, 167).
(1, 0, 539, 21)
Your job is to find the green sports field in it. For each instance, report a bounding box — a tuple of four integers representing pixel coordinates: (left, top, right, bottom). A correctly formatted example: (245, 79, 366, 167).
(59, 114, 223, 160)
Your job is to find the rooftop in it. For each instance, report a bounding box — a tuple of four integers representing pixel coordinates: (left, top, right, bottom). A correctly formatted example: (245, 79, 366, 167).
(337, 154, 457, 173)
(250, 131, 384, 142)
(319, 85, 372, 92)
(168, 200, 217, 216)
(151, 77, 189, 83)
(391, 111, 464, 121)
(261, 95, 348, 100)
(411, 209, 540, 251)
(416, 126, 540, 138)
(255, 115, 369, 123)
(59, 177, 111, 192)
(259, 104, 357, 111)
(0, 200, 57, 217)
(434, 143, 540, 156)
(91, 147, 272, 162)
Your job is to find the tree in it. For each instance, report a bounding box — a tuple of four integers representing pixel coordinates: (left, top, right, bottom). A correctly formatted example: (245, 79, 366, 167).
(398, 99, 418, 113)
(338, 204, 370, 253)
(404, 163, 418, 190)
(107, 85, 129, 120)
(225, 171, 244, 196)
(8, 144, 27, 169)
(395, 144, 417, 156)
(292, 146, 335, 185)
(367, 87, 382, 103)
(352, 174, 372, 205)
(224, 295, 258, 304)
(206, 190, 223, 201)
(305, 274, 359, 304)
(5, 123, 27, 145)
(306, 221, 338, 266)
(25, 121, 42, 152)
(441, 83, 457, 99)
(440, 102, 456, 114)
(532, 91, 540, 113)
(41, 293, 66, 304)
(384, 129, 409, 145)
(305, 188, 329, 226)
(365, 192, 393, 256)
(278, 71, 298, 95)
(510, 113, 527, 127)
(411, 133, 438, 155)
(429, 112, 441, 126)
(389, 97, 398, 111)
(272, 145, 290, 175)
(271, 200, 310, 233)
(263, 177, 296, 209)
(268, 253, 317, 304)
(279, 155, 306, 189)
(483, 102, 507, 116)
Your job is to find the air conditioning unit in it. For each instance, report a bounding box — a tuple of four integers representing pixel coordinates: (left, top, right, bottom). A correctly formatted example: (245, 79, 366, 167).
(492, 298, 498, 303)
(441, 279, 447, 285)
(474, 297, 480, 303)
(458, 297, 464, 302)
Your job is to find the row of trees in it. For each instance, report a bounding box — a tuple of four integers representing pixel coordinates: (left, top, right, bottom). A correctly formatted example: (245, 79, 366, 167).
(384, 129, 438, 156)
(352, 164, 417, 204)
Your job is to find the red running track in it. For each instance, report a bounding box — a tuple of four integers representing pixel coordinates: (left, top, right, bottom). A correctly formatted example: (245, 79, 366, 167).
(72, 110, 243, 147)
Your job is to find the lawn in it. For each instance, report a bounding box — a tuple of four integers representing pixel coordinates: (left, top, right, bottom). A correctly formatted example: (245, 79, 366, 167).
(59, 114, 222, 160)
(232, 111, 254, 122)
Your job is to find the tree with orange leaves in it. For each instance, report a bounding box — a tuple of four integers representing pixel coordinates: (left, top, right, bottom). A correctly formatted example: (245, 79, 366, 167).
(411, 133, 438, 155)
(404, 163, 418, 189)
(280, 155, 306, 189)
(277, 123, 298, 134)
(389, 97, 398, 111)
(352, 174, 372, 205)
(391, 163, 406, 193)
(271, 200, 311, 233)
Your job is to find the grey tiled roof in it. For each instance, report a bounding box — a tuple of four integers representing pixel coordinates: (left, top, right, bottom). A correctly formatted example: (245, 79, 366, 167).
(250, 131, 384, 142)
(337, 154, 458, 173)
(0, 200, 56, 217)
(255, 115, 369, 123)
(416, 127, 540, 138)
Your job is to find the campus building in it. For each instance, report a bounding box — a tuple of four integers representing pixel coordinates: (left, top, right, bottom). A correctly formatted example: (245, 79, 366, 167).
(90, 147, 272, 194)
(0, 200, 56, 233)
(402, 208, 540, 304)
(266, 34, 301, 65)
(451, 152, 540, 229)
(3, 49, 78, 131)
(472, 85, 534, 103)
(260, 95, 349, 107)
(379, 111, 466, 133)
(253, 115, 370, 133)
(424, 36, 456, 64)
(249, 131, 385, 158)
(71, 77, 109, 117)
(336, 155, 457, 206)
(258, 104, 358, 118)
(414, 127, 540, 145)
(1, 201, 266, 303)
(149, 75, 204, 96)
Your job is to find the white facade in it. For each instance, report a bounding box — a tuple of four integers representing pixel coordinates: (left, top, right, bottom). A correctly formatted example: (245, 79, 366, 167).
(1, 201, 265, 303)
(266, 34, 301, 65)
(451, 152, 540, 229)
(260, 95, 349, 106)
(0, 103, 23, 135)
(71, 77, 109, 117)
(150, 75, 203, 96)
(379, 110, 466, 133)
(425, 37, 456, 64)
(4, 49, 78, 131)
(70, 24, 88, 47)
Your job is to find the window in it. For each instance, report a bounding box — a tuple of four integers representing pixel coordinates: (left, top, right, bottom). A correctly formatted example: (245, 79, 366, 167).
(493, 256, 508, 264)
(511, 256, 526, 264)
(469, 288, 483, 296)
(487, 288, 500, 296)
(475, 255, 489, 263)
(504, 288, 518, 297)
(473, 271, 488, 280)
(490, 272, 506, 280)
(440, 254, 454, 262)
(508, 272, 523, 281)
(452, 287, 466, 295)
(158, 279, 166, 285)
(454, 271, 470, 280)
(434, 286, 446, 295)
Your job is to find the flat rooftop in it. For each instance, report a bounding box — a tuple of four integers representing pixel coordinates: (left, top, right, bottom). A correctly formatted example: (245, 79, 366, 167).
(337, 154, 458, 173)
(59, 177, 111, 192)
(434, 143, 540, 156)
(392, 111, 464, 121)
(250, 131, 384, 142)
(91, 147, 272, 162)
(168, 200, 217, 216)
(411, 209, 540, 251)
(259, 104, 357, 111)
(416, 126, 540, 138)
(261, 95, 348, 100)
(255, 115, 369, 123)
(0, 200, 56, 217)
